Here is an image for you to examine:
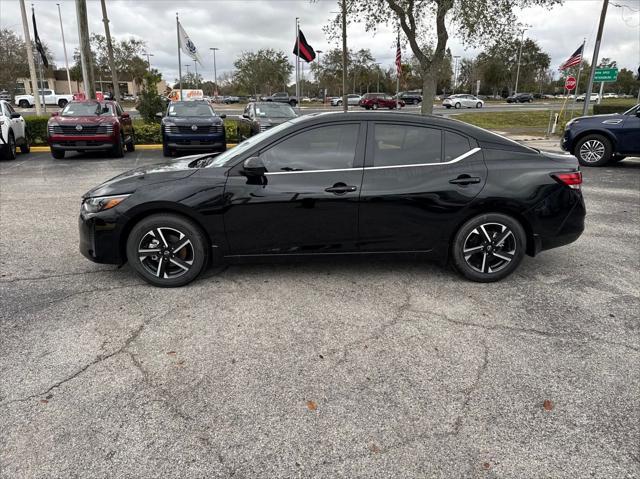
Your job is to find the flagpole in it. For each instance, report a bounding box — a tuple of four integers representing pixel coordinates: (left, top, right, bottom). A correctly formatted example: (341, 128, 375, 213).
(295, 18, 299, 103)
(56, 3, 72, 95)
(177, 13, 183, 100)
(570, 38, 586, 119)
(32, 5, 46, 113)
(395, 32, 400, 102)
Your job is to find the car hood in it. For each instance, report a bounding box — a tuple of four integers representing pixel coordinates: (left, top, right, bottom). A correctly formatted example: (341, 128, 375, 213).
(51, 116, 116, 124)
(257, 117, 292, 126)
(569, 113, 620, 123)
(83, 155, 205, 198)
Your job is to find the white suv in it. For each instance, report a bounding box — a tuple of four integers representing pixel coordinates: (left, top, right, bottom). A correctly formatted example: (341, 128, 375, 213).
(0, 100, 29, 160)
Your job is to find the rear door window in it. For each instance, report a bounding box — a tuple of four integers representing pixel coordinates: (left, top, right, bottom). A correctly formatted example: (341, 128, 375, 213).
(444, 131, 472, 162)
(372, 123, 442, 167)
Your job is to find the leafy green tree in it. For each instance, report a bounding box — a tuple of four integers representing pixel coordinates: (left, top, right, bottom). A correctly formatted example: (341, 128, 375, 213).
(136, 69, 165, 123)
(174, 71, 204, 90)
(233, 49, 293, 95)
(0, 28, 56, 95)
(327, 0, 560, 114)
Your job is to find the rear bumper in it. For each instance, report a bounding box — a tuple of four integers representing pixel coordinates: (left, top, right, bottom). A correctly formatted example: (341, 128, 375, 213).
(530, 189, 586, 255)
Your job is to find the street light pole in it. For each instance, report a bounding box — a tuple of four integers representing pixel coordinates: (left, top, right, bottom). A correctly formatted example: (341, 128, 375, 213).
(316, 50, 323, 100)
(56, 3, 73, 95)
(514, 27, 529, 96)
(453, 56, 460, 94)
(374, 62, 381, 93)
(210, 48, 219, 98)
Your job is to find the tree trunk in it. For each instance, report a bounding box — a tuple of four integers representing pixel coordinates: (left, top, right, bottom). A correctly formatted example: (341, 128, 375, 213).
(421, 68, 438, 114)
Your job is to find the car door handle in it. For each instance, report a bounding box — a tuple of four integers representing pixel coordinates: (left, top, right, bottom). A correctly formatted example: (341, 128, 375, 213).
(325, 183, 358, 194)
(449, 175, 481, 185)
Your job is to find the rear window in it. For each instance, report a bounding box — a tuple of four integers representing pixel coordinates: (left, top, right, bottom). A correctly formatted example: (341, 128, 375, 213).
(373, 123, 442, 167)
(444, 131, 471, 162)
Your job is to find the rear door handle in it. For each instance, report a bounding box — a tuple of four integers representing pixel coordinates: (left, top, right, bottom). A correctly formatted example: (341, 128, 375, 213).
(449, 175, 481, 185)
(325, 183, 358, 194)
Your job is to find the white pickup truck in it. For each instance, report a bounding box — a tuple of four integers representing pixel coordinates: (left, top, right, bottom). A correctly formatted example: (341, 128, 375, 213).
(14, 89, 73, 109)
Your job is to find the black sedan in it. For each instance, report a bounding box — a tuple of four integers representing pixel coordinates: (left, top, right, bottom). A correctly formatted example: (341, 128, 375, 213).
(79, 112, 585, 287)
(506, 93, 534, 103)
(241, 102, 297, 138)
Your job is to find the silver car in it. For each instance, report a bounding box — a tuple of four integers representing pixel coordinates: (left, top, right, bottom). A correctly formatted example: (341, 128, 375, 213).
(442, 94, 484, 109)
(331, 94, 362, 106)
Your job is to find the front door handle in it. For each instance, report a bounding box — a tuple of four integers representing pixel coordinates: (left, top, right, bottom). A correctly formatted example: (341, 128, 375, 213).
(325, 183, 358, 194)
(449, 175, 481, 185)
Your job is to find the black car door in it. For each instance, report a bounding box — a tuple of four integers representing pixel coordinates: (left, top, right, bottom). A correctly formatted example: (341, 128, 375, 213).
(619, 107, 640, 154)
(358, 121, 487, 252)
(223, 121, 365, 255)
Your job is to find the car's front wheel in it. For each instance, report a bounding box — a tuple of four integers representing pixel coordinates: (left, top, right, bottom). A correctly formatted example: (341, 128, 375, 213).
(18, 100, 30, 109)
(126, 213, 209, 287)
(412, 99, 419, 105)
(476, 102, 482, 108)
(454, 102, 461, 109)
(51, 148, 65, 159)
(162, 142, 172, 157)
(574, 134, 612, 167)
(58, 99, 68, 108)
(126, 132, 135, 152)
(1, 131, 16, 160)
(112, 134, 125, 158)
(372, 103, 378, 110)
(451, 213, 526, 282)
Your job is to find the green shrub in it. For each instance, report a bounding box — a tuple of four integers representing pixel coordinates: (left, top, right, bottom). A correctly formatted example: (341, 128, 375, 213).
(133, 120, 162, 144)
(24, 115, 50, 146)
(137, 70, 166, 123)
(593, 103, 636, 115)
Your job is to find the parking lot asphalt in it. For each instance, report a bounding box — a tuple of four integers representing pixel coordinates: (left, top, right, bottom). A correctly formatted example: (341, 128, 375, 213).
(1, 150, 639, 478)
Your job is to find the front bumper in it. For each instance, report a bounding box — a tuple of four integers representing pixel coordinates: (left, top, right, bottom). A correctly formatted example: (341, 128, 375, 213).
(49, 134, 116, 151)
(560, 129, 575, 152)
(164, 134, 226, 151)
(79, 208, 126, 264)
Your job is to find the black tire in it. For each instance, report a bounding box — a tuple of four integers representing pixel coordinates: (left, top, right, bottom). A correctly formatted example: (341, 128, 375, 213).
(454, 102, 461, 109)
(58, 99, 68, 108)
(51, 148, 65, 159)
(112, 134, 125, 158)
(412, 99, 419, 105)
(20, 141, 30, 154)
(18, 100, 30, 109)
(289, 100, 297, 107)
(1, 131, 16, 160)
(444, 105, 451, 109)
(337, 100, 342, 106)
(162, 142, 172, 157)
(574, 134, 612, 167)
(126, 131, 135, 152)
(451, 213, 526, 283)
(476, 102, 482, 108)
(372, 103, 378, 110)
(126, 213, 209, 287)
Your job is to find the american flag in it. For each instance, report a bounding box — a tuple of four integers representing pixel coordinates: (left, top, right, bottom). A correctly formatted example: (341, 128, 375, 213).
(395, 34, 402, 77)
(559, 44, 584, 70)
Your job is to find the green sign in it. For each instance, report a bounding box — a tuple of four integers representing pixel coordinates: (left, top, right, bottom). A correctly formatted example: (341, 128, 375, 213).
(593, 68, 618, 82)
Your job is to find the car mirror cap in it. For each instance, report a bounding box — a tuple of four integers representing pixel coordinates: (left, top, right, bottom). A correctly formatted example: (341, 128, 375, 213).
(242, 156, 267, 176)
(10, 112, 21, 119)
(51, 112, 59, 117)
(219, 114, 227, 119)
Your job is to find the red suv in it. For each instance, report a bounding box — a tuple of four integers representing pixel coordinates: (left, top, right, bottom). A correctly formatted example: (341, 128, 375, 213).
(358, 93, 405, 110)
(47, 100, 135, 159)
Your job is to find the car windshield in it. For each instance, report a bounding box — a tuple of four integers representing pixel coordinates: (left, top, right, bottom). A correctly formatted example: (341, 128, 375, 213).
(207, 120, 298, 168)
(254, 103, 296, 118)
(61, 102, 113, 116)
(168, 102, 214, 117)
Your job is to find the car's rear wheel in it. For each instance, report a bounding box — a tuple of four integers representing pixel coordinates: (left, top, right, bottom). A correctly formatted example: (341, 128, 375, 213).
(162, 142, 172, 157)
(58, 99, 68, 108)
(412, 99, 419, 105)
(574, 134, 612, 167)
(51, 148, 65, 159)
(451, 213, 526, 283)
(126, 213, 209, 287)
(372, 103, 378, 110)
(18, 100, 30, 109)
(476, 102, 482, 108)
(454, 102, 461, 109)
(1, 132, 16, 160)
(126, 132, 135, 152)
(444, 105, 451, 109)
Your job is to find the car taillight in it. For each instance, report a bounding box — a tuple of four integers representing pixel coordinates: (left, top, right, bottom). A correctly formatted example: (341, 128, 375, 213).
(552, 171, 582, 189)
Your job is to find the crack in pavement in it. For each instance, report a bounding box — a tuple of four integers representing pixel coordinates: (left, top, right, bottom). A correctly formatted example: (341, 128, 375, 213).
(414, 310, 640, 354)
(0, 322, 145, 408)
(453, 339, 489, 435)
(0, 268, 119, 284)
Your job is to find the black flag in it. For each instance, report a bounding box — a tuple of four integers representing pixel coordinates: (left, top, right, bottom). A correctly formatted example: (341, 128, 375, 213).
(293, 29, 316, 63)
(32, 10, 49, 69)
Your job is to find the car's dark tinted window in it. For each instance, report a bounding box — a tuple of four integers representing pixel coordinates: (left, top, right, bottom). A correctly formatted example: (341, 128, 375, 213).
(444, 131, 471, 162)
(261, 124, 359, 172)
(373, 123, 442, 166)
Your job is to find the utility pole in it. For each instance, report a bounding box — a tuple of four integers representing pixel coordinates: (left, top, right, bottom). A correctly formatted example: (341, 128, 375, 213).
(210, 48, 219, 98)
(316, 50, 323, 100)
(100, 0, 120, 101)
(295, 18, 300, 103)
(341, 0, 347, 112)
(374, 62, 381, 92)
(57, 3, 72, 95)
(19, 0, 41, 115)
(514, 27, 529, 95)
(144, 52, 154, 73)
(453, 55, 460, 94)
(583, 0, 609, 115)
(76, 0, 95, 99)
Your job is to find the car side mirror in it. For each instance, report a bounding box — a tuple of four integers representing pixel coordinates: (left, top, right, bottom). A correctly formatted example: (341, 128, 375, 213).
(50, 111, 59, 117)
(242, 156, 267, 176)
(155, 112, 164, 118)
(242, 113, 250, 119)
(121, 112, 130, 119)
(219, 113, 226, 119)
(10, 112, 21, 119)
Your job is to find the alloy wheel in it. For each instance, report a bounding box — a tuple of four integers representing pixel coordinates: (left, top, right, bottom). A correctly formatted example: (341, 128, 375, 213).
(579, 139, 605, 163)
(137, 227, 194, 279)
(462, 222, 516, 274)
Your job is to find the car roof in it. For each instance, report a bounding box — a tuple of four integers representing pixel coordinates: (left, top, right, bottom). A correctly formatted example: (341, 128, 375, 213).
(287, 111, 533, 151)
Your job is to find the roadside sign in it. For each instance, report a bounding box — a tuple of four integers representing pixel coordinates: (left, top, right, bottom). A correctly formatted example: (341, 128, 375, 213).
(593, 68, 618, 82)
(565, 76, 577, 91)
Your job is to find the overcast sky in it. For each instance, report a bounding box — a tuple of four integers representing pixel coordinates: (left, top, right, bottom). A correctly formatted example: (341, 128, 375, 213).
(1, 0, 638, 85)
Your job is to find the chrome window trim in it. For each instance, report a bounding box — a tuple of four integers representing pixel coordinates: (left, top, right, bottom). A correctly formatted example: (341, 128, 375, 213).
(263, 147, 481, 175)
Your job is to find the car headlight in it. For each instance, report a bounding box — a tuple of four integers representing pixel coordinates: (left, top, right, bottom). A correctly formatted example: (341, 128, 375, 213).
(82, 194, 130, 213)
(565, 119, 579, 128)
(163, 121, 176, 127)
